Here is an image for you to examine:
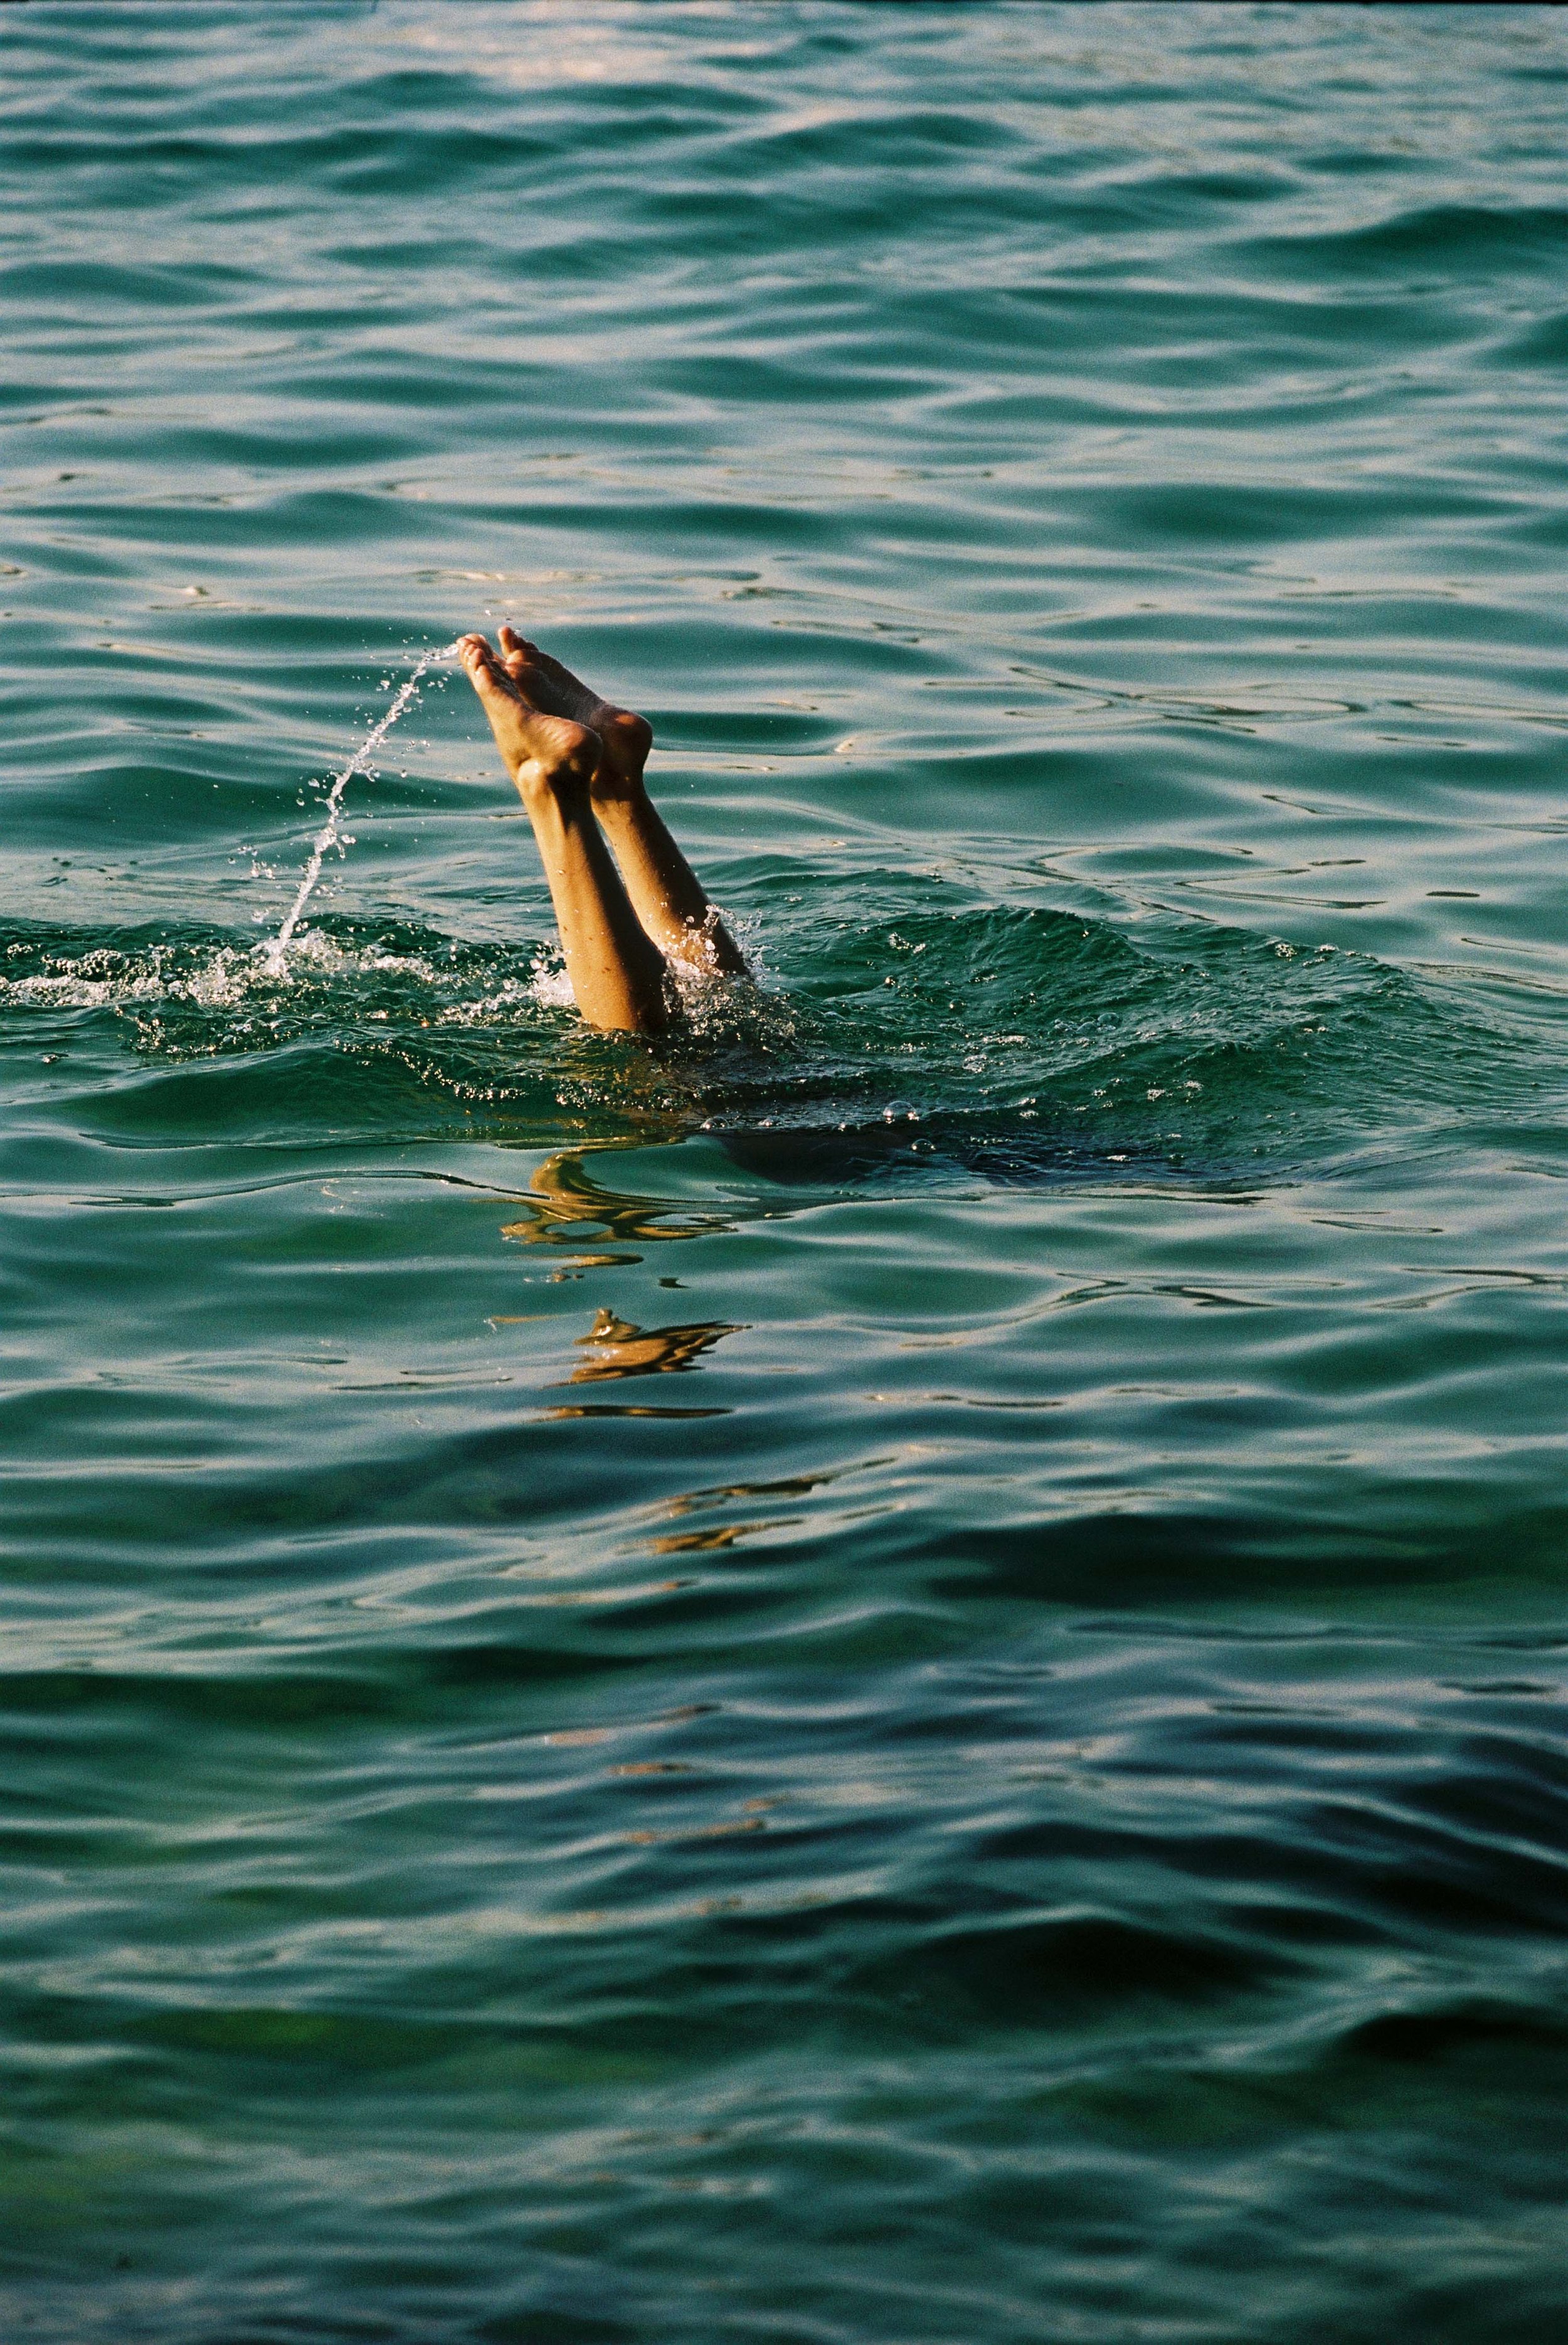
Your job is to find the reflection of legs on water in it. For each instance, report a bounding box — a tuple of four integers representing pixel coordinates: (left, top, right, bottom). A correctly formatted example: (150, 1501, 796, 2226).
(564, 1305, 743, 1385)
(499, 1145, 731, 1261)
(460, 627, 748, 1034)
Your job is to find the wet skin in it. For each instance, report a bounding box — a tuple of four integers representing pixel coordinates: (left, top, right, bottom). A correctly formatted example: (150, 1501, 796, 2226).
(459, 629, 746, 1033)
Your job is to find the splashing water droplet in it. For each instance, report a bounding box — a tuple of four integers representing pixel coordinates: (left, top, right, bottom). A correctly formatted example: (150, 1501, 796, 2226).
(263, 642, 462, 974)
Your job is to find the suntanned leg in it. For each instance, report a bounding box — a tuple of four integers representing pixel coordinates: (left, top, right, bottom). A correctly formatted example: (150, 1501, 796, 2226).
(494, 625, 748, 977)
(459, 634, 667, 1034)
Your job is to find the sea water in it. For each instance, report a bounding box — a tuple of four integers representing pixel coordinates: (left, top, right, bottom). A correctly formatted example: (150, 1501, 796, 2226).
(4, 6, 1568, 2340)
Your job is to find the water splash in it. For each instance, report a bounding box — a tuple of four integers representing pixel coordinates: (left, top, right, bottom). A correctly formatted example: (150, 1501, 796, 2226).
(263, 642, 461, 973)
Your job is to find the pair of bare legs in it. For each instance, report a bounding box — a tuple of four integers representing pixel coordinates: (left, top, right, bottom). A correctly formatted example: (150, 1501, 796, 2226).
(459, 627, 746, 1033)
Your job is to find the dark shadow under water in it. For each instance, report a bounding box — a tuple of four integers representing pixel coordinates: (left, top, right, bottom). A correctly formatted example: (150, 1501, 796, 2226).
(714, 1111, 1183, 1189)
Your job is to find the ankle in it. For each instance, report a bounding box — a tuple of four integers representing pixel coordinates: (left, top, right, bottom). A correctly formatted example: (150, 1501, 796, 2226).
(589, 778, 650, 821)
(512, 754, 595, 817)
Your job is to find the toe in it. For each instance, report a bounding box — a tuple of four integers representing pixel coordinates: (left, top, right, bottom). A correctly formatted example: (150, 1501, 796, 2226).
(495, 626, 543, 689)
(460, 637, 521, 707)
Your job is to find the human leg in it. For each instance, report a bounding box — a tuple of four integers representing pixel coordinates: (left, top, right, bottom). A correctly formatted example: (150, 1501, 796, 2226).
(494, 627, 749, 976)
(459, 634, 668, 1034)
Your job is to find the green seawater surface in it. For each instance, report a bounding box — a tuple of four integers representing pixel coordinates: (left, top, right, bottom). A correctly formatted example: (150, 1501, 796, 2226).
(4, 4, 1568, 2337)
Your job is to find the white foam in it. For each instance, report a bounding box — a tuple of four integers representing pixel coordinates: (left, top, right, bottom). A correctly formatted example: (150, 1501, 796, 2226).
(527, 951, 575, 1011)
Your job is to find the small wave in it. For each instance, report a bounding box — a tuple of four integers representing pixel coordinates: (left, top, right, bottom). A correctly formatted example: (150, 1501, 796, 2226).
(1338, 2001, 1568, 2065)
(0, 885, 1523, 1164)
(1245, 199, 1568, 277)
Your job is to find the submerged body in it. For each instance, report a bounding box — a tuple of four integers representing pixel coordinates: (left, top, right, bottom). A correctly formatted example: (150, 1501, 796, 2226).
(460, 629, 746, 1031)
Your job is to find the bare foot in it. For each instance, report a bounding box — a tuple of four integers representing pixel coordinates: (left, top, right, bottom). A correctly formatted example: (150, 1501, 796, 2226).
(458, 634, 601, 802)
(467, 623, 748, 988)
(495, 625, 652, 804)
(459, 631, 669, 1035)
